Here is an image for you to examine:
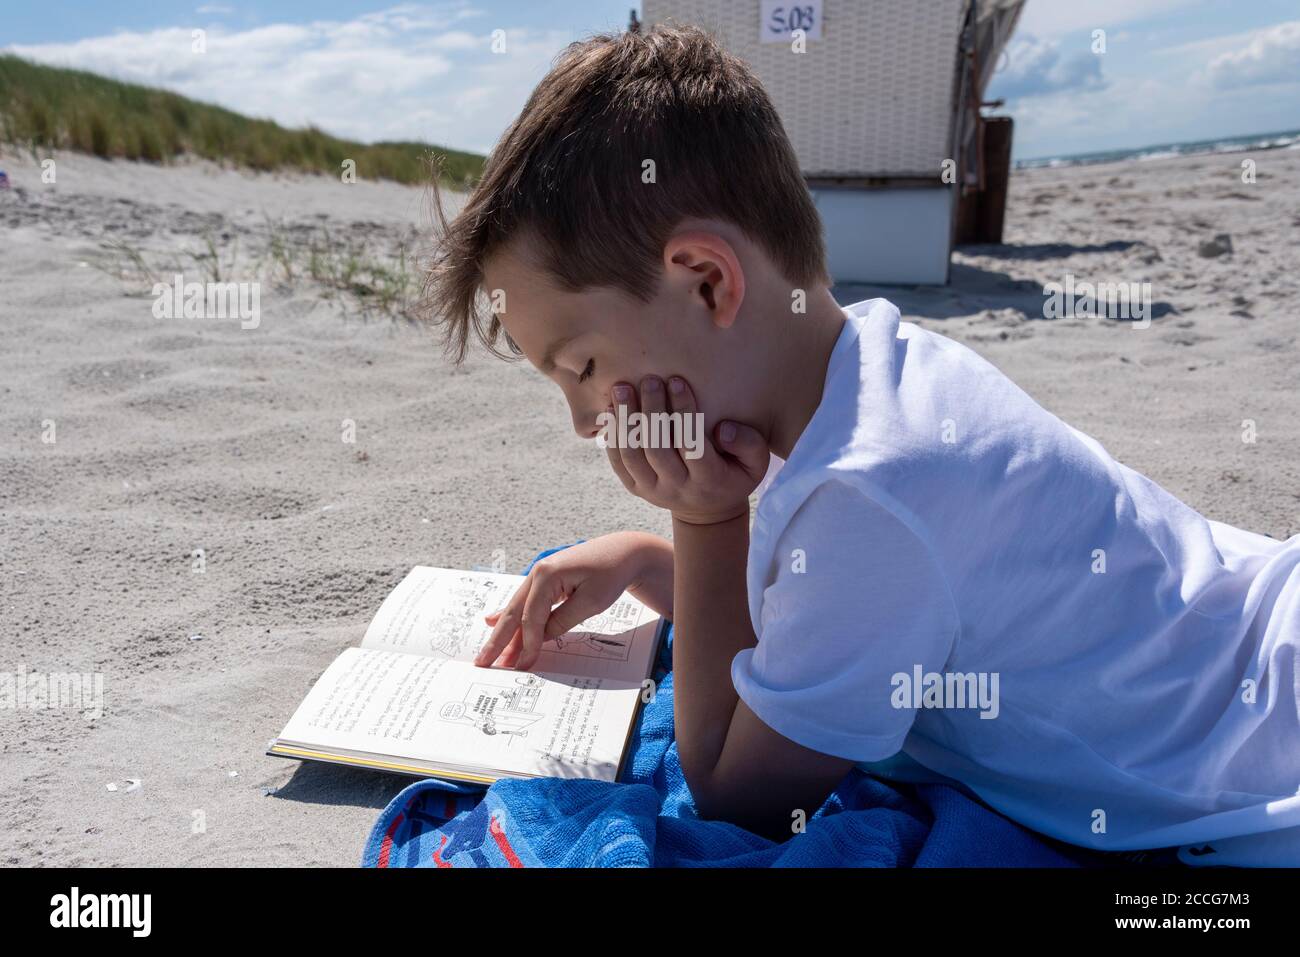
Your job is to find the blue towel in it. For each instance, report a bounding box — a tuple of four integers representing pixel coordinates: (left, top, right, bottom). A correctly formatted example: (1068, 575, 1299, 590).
(362, 545, 1105, 867)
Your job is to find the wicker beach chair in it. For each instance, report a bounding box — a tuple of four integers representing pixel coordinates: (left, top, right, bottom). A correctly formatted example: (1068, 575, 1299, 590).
(640, 0, 1025, 284)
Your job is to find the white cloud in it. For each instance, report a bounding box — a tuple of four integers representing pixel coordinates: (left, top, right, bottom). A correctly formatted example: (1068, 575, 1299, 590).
(1206, 20, 1300, 89)
(3, 4, 570, 153)
(196, 4, 234, 15)
(1013, 0, 1202, 39)
(1007, 73, 1188, 155)
(987, 35, 1107, 100)
(986, 8, 1300, 158)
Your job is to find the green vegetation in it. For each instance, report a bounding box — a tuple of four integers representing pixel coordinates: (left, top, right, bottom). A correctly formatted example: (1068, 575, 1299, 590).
(0, 54, 483, 187)
(93, 219, 424, 324)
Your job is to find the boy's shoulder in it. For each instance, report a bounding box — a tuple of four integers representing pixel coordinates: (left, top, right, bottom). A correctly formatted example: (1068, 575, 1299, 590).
(828, 297, 1046, 447)
(839, 296, 902, 344)
(796, 297, 978, 461)
(758, 296, 1066, 533)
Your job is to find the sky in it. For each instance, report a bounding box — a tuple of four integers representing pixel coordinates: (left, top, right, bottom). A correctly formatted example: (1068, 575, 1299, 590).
(4, 1, 1299, 161)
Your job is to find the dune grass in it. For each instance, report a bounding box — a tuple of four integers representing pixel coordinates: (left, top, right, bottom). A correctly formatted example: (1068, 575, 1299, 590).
(92, 217, 425, 323)
(0, 54, 483, 187)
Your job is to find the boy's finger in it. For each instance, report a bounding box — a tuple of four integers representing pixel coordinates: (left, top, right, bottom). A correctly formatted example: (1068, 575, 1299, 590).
(516, 568, 563, 670)
(542, 584, 607, 641)
(667, 376, 710, 473)
(498, 631, 524, 668)
(487, 627, 522, 668)
(612, 382, 656, 487)
(474, 581, 531, 665)
(639, 375, 688, 483)
(714, 419, 770, 480)
(600, 410, 637, 488)
(604, 432, 637, 491)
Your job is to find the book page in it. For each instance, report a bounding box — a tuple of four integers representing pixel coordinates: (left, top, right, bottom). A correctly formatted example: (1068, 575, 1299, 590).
(277, 647, 641, 780)
(360, 567, 662, 683)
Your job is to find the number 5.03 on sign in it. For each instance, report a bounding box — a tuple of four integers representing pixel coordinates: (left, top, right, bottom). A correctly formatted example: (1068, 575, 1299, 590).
(760, 2, 823, 43)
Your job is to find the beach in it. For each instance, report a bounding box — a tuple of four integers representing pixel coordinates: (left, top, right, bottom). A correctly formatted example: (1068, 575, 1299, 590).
(1, 145, 1296, 866)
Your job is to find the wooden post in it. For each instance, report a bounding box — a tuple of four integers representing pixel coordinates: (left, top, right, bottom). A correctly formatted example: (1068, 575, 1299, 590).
(954, 116, 1014, 245)
(977, 117, 1013, 244)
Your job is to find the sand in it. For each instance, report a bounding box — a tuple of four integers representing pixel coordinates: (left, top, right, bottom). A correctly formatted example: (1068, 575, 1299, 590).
(1, 145, 1296, 866)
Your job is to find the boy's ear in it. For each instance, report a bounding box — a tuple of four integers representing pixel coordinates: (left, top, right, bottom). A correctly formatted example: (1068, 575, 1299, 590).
(663, 230, 746, 329)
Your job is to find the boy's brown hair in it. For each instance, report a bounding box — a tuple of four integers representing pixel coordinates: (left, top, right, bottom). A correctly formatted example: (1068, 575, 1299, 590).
(421, 23, 830, 363)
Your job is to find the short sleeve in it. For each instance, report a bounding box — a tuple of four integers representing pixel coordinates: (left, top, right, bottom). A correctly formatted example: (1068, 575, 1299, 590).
(732, 479, 959, 762)
(753, 452, 785, 501)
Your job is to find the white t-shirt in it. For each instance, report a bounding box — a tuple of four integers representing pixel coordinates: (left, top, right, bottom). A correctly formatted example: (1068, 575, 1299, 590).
(732, 297, 1300, 858)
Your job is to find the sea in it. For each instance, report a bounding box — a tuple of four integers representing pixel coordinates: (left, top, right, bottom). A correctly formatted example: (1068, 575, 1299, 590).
(1014, 128, 1300, 170)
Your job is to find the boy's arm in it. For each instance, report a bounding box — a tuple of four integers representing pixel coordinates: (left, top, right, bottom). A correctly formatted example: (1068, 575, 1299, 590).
(625, 532, 675, 619)
(672, 511, 856, 841)
(607, 374, 856, 839)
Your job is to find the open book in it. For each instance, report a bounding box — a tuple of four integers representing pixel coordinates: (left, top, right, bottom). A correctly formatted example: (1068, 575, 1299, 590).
(267, 567, 666, 786)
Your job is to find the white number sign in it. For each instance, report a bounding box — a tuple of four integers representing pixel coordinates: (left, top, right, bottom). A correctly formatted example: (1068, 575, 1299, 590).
(760, 2, 824, 43)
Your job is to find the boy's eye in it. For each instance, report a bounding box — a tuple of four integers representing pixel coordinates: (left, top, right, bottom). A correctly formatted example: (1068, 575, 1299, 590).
(578, 358, 595, 383)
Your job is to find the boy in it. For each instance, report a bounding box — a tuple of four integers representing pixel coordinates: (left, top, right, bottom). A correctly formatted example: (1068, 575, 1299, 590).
(421, 25, 1300, 863)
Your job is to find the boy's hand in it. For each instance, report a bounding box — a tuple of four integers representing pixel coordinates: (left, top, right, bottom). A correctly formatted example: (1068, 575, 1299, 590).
(474, 532, 671, 671)
(606, 375, 769, 526)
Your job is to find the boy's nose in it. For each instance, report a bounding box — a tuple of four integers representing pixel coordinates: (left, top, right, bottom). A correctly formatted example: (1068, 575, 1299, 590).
(572, 407, 602, 440)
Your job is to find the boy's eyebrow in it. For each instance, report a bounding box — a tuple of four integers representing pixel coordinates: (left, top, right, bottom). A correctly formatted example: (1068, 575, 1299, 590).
(540, 334, 578, 374)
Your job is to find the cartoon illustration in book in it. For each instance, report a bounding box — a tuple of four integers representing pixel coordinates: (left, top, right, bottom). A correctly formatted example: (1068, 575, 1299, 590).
(423, 574, 642, 662)
(426, 576, 506, 657)
(428, 613, 473, 657)
(547, 602, 645, 660)
(550, 623, 632, 660)
(439, 675, 545, 739)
